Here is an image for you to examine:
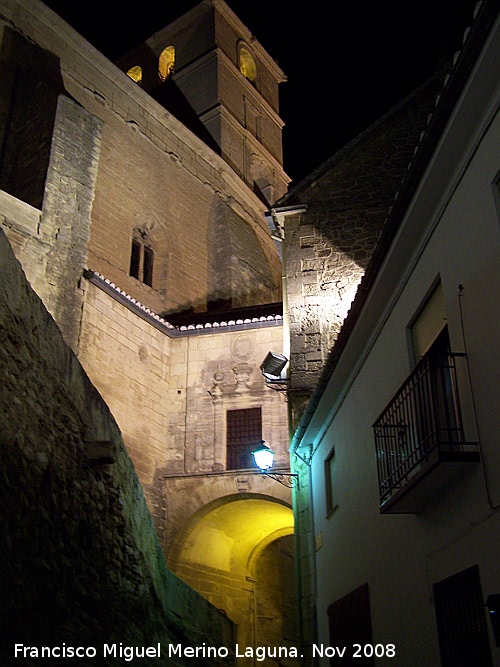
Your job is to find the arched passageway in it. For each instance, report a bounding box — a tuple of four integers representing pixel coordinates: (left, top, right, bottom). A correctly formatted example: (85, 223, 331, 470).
(168, 495, 298, 664)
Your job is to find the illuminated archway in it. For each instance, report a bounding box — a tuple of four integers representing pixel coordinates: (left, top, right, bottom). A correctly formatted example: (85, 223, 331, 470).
(173, 497, 293, 574)
(168, 494, 295, 657)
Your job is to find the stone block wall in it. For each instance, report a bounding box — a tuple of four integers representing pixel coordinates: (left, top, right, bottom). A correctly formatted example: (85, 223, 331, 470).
(255, 536, 298, 651)
(0, 225, 234, 665)
(174, 534, 298, 662)
(78, 280, 174, 479)
(77, 278, 176, 542)
(75, 78, 281, 317)
(290, 455, 316, 667)
(280, 76, 444, 422)
(176, 325, 289, 475)
(0, 0, 282, 319)
(41, 95, 102, 351)
(77, 276, 289, 546)
(0, 91, 102, 354)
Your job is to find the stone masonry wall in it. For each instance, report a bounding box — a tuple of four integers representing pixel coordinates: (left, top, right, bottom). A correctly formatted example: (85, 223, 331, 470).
(0, 0, 282, 317)
(0, 93, 102, 354)
(281, 77, 443, 423)
(77, 277, 289, 547)
(0, 226, 234, 665)
(254, 535, 298, 650)
(83, 97, 281, 316)
(40, 95, 102, 352)
(77, 278, 174, 542)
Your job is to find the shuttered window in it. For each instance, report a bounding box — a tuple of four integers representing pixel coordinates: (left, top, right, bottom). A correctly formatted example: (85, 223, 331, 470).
(411, 282, 446, 361)
(328, 583, 374, 665)
(434, 565, 493, 666)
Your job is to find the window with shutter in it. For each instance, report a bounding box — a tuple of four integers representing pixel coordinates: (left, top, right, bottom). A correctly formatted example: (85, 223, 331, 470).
(410, 281, 446, 362)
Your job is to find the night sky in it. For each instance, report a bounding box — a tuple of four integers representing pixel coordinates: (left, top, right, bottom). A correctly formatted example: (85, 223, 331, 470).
(42, 0, 480, 186)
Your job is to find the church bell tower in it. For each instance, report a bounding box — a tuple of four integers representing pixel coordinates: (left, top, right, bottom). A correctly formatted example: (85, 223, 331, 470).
(117, 0, 290, 205)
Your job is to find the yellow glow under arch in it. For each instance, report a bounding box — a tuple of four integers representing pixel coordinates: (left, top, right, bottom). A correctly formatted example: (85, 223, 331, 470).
(168, 494, 295, 650)
(169, 495, 293, 576)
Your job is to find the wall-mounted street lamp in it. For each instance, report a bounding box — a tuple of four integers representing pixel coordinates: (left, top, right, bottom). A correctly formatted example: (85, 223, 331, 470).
(252, 441, 298, 488)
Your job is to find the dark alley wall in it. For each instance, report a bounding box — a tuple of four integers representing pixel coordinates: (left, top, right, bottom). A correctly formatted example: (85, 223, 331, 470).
(0, 225, 234, 665)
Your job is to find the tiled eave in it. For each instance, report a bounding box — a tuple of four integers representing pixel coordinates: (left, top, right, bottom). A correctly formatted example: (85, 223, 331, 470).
(84, 270, 283, 338)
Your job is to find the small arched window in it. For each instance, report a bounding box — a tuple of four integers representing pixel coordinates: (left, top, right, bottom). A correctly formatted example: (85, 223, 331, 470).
(158, 46, 175, 81)
(129, 227, 154, 287)
(126, 65, 143, 85)
(239, 44, 257, 83)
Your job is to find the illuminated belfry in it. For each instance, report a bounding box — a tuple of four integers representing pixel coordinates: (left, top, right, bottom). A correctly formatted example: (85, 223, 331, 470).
(117, 0, 290, 205)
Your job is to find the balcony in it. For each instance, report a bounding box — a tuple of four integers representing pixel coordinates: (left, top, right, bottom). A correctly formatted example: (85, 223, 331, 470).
(373, 352, 479, 513)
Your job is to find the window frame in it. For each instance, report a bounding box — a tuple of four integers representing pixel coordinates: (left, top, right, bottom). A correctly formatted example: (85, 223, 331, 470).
(324, 445, 339, 517)
(126, 65, 143, 85)
(158, 45, 175, 82)
(434, 565, 493, 666)
(407, 278, 446, 365)
(129, 228, 155, 288)
(226, 407, 262, 470)
(238, 42, 258, 85)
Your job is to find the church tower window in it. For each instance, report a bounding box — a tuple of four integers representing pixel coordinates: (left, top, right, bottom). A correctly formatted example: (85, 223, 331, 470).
(158, 46, 175, 81)
(239, 44, 257, 84)
(129, 238, 141, 279)
(143, 245, 154, 287)
(126, 65, 142, 85)
(129, 229, 154, 287)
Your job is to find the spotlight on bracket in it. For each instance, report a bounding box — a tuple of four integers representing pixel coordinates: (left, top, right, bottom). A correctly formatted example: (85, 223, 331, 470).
(260, 351, 288, 381)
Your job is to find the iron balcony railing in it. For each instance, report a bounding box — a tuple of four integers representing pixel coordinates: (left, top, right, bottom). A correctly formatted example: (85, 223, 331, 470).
(373, 351, 478, 508)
